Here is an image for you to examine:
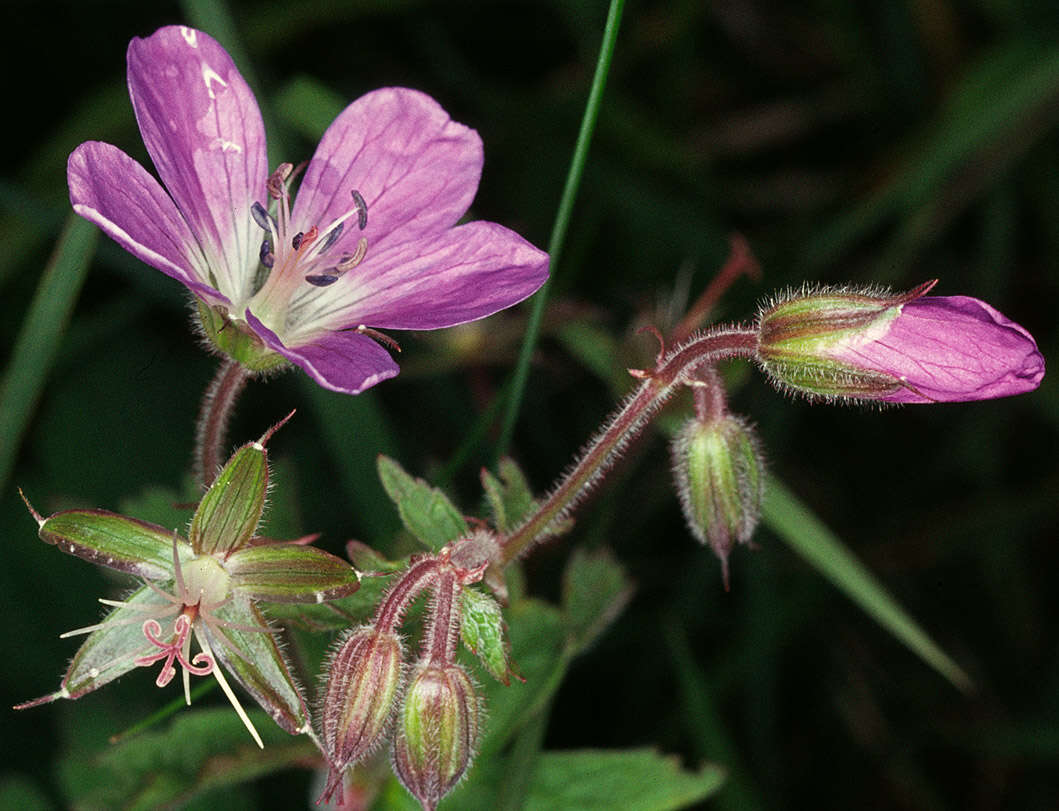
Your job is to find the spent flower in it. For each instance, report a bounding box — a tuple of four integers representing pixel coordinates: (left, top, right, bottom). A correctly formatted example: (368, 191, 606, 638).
(15, 417, 360, 747)
(68, 26, 549, 394)
(756, 280, 1045, 403)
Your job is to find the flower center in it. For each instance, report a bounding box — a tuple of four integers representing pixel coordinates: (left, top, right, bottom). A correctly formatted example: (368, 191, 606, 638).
(246, 162, 369, 336)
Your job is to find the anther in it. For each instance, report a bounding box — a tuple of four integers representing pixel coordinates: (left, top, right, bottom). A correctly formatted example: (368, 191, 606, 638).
(351, 190, 368, 230)
(336, 238, 368, 271)
(292, 225, 318, 252)
(250, 201, 274, 232)
(292, 232, 304, 251)
(267, 163, 294, 199)
(259, 240, 274, 269)
(318, 222, 344, 253)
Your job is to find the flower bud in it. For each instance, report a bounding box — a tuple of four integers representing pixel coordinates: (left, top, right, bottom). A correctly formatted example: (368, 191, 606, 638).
(319, 626, 404, 803)
(671, 414, 764, 585)
(392, 663, 481, 811)
(756, 281, 1045, 403)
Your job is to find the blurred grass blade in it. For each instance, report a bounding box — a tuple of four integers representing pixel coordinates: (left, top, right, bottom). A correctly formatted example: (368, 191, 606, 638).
(496, 0, 626, 460)
(0, 215, 96, 492)
(763, 475, 972, 692)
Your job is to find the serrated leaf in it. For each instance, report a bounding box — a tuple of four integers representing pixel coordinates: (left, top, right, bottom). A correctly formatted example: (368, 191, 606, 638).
(377, 455, 467, 550)
(205, 600, 308, 734)
(227, 543, 360, 603)
(561, 548, 634, 652)
(481, 457, 537, 532)
(524, 749, 726, 811)
(460, 588, 515, 684)
(190, 441, 268, 556)
(37, 509, 189, 580)
(763, 475, 972, 692)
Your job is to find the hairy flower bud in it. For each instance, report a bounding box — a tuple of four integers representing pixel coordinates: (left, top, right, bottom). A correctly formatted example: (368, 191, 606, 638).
(392, 663, 481, 811)
(671, 414, 764, 586)
(756, 281, 1044, 403)
(319, 626, 404, 803)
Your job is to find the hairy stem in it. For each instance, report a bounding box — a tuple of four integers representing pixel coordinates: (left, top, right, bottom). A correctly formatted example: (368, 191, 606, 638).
(195, 359, 251, 488)
(498, 327, 759, 566)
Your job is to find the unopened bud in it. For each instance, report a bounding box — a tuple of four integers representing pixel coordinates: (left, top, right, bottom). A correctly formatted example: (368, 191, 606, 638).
(319, 626, 404, 804)
(671, 414, 764, 585)
(392, 663, 480, 811)
(755, 281, 1044, 403)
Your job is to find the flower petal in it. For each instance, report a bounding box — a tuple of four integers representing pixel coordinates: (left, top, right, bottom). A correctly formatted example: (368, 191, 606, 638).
(126, 26, 267, 304)
(845, 296, 1046, 403)
(292, 87, 482, 255)
(68, 142, 226, 305)
(245, 312, 400, 394)
(290, 221, 548, 332)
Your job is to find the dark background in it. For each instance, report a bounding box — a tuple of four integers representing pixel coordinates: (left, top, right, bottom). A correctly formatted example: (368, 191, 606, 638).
(2, 0, 1057, 808)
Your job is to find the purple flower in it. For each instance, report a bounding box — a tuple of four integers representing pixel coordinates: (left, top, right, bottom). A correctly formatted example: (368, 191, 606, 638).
(756, 281, 1045, 403)
(67, 26, 548, 394)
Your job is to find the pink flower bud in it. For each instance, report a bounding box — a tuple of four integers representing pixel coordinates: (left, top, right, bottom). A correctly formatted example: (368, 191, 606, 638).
(671, 414, 764, 586)
(756, 281, 1044, 403)
(319, 626, 404, 804)
(392, 663, 481, 811)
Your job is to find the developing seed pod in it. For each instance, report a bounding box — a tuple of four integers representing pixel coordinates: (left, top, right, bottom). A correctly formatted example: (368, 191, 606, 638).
(671, 414, 764, 587)
(318, 626, 404, 805)
(392, 663, 481, 811)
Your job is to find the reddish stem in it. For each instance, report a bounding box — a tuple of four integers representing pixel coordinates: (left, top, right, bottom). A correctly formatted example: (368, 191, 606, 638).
(195, 359, 251, 487)
(498, 327, 758, 566)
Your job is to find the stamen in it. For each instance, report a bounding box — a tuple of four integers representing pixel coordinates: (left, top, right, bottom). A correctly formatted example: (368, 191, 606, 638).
(292, 226, 318, 252)
(318, 222, 344, 253)
(250, 201, 275, 232)
(267, 163, 294, 199)
(336, 238, 368, 271)
(356, 325, 402, 353)
(259, 240, 274, 268)
(196, 629, 264, 748)
(305, 271, 340, 287)
(351, 189, 368, 230)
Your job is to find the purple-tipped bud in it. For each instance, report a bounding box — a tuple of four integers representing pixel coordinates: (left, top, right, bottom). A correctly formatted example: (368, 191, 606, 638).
(671, 414, 764, 586)
(756, 281, 1045, 403)
(319, 626, 404, 803)
(392, 663, 481, 811)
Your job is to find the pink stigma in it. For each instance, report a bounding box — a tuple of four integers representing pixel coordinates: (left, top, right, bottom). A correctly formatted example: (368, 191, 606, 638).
(135, 614, 215, 687)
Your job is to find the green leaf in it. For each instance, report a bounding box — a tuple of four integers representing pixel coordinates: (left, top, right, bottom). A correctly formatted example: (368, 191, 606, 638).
(190, 440, 268, 556)
(481, 457, 537, 532)
(0, 214, 96, 493)
(460, 587, 515, 684)
(59, 708, 316, 811)
(36, 508, 190, 580)
(377, 455, 468, 551)
(763, 475, 972, 691)
(206, 600, 309, 734)
(561, 547, 634, 652)
(524, 749, 726, 811)
(227, 543, 360, 603)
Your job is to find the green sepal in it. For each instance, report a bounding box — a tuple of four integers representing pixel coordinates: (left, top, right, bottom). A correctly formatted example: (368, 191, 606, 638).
(377, 455, 468, 551)
(226, 544, 360, 603)
(204, 599, 308, 734)
(17, 584, 172, 707)
(190, 441, 268, 556)
(37, 509, 190, 580)
(480, 458, 535, 533)
(196, 301, 289, 373)
(460, 587, 516, 684)
(346, 540, 408, 574)
(260, 572, 395, 631)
